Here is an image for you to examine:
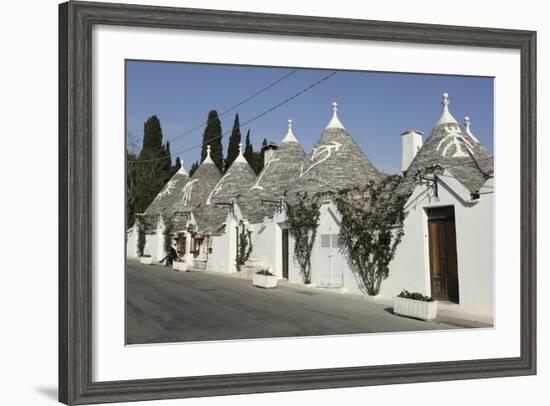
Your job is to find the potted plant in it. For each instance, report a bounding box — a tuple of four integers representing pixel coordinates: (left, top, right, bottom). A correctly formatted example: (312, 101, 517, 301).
(252, 269, 277, 289)
(139, 255, 153, 265)
(393, 290, 437, 321)
(172, 258, 187, 271)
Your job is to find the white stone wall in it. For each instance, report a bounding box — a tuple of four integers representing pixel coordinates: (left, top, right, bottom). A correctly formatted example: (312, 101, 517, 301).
(126, 224, 138, 259)
(382, 175, 494, 320)
(249, 220, 282, 277)
(207, 233, 229, 273)
(125, 223, 163, 261)
(285, 180, 494, 321)
(206, 213, 239, 274)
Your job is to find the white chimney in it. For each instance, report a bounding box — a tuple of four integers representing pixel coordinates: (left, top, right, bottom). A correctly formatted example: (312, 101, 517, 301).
(401, 130, 423, 173)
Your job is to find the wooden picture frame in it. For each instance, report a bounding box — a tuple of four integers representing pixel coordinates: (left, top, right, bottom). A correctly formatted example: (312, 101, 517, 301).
(59, 1, 537, 404)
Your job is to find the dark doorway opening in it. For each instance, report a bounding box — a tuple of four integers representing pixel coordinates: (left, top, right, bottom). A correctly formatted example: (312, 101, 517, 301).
(282, 228, 289, 279)
(427, 206, 459, 303)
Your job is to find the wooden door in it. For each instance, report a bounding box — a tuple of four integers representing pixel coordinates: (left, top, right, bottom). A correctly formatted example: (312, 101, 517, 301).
(282, 228, 289, 279)
(177, 233, 186, 256)
(428, 207, 459, 303)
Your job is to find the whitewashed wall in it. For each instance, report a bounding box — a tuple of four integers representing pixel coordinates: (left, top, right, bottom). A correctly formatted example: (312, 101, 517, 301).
(311, 203, 364, 294)
(126, 224, 138, 259)
(250, 220, 282, 277)
(208, 233, 229, 273)
(382, 175, 495, 320)
(287, 203, 364, 293)
(206, 214, 239, 273)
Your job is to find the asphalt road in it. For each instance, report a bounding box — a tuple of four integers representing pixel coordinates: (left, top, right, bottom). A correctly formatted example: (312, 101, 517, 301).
(126, 260, 481, 344)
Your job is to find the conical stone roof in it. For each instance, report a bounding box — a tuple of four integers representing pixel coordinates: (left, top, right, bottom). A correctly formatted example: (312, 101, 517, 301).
(168, 146, 223, 231)
(195, 145, 257, 234)
(403, 93, 493, 194)
(288, 102, 382, 198)
(144, 162, 189, 218)
(241, 120, 306, 223)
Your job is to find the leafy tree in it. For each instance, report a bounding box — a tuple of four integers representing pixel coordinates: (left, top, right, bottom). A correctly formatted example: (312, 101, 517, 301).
(137, 223, 146, 257)
(126, 116, 173, 226)
(225, 113, 241, 170)
(285, 193, 320, 284)
(200, 110, 224, 171)
(236, 222, 252, 271)
(252, 138, 269, 175)
(173, 157, 181, 174)
(140, 115, 163, 158)
(163, 218, 174, 254)
(332, 176, 408, 295)
(244, 129, 254, 165)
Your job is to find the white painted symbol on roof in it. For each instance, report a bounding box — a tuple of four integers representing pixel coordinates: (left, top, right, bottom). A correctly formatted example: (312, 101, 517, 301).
(181, 179, 198, 206)
(436, 124, 474, 158)
(157, 178, 177, 199)
(206, 173, 231, 205)
(250, 157, 281, 191)
(298, 141, 342, 178)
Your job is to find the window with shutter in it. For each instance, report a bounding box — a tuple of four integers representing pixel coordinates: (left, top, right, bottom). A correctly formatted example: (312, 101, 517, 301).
(321, 234, 330, 248)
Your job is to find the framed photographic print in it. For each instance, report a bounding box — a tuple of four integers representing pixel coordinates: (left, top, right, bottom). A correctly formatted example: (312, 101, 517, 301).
(59, 1, 537, 404)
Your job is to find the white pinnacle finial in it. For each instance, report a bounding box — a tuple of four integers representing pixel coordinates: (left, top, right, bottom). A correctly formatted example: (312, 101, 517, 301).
(326, 101, 345, 130)
(177, 158, 189, 176)
(203, 144, 214, 164)
(436, 92, 458, 126)
(234, 141, 247, 164)
(464, 116, 479, 142)
(442, 92, 450, 107)
(282, 118, 299, 143)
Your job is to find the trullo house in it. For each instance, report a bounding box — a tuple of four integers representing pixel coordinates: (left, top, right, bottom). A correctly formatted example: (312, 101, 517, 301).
(126, 162, 189, 261)
(126, 94, 494, 322)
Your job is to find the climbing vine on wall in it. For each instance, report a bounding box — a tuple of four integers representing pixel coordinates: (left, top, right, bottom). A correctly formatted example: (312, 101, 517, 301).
(162, 216, 174, 254)
(137, 222, 146, 257)
(332, 176, 408, 296)
(236, 222, 253, 271)
(285, 192, 320, 284)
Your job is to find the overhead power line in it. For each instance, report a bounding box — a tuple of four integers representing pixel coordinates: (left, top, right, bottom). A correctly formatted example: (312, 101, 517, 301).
(167, 69, 298, 143)
(129, 71, 338, 164)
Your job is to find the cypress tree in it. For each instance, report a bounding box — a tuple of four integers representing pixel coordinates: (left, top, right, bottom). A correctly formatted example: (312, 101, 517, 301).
(200, 110, 224, 172)
(127, 115, 172, 226)
(244, 129, 254, 166)
(225, 113, 241, 170)
(173, 156, 181, 176)
(140, 115, 163, 159)
(252, 138, 268, 175)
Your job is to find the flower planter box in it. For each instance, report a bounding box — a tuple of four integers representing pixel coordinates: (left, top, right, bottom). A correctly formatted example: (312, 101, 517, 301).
(139, 256, 153, 265)
(393, 296, 437, 321)
(252, 273, 277, 289)
(172, 261, 187, 272)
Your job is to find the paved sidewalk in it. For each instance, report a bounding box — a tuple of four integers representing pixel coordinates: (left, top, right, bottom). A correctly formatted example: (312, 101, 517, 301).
(126, 260, 489, 344)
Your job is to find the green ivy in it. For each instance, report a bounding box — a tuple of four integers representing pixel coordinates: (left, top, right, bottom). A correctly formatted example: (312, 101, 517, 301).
(285, 193, 320, 284)
(163, 217, 173, 254)
(332, 176, 408, 296)
(236, 222, 252, 271)
(137, 222, 146, 257)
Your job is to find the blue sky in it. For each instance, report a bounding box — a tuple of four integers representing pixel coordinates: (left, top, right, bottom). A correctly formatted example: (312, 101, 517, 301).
(126, 60, 493, 174)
